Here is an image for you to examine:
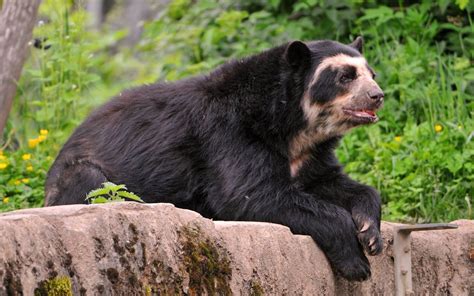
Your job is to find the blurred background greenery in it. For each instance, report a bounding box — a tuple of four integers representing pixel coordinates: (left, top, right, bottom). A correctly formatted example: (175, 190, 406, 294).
(0, 0, 472, 222)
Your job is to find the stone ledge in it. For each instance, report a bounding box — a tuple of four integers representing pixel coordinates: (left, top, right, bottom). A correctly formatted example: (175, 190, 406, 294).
(0, 203, 472, 295)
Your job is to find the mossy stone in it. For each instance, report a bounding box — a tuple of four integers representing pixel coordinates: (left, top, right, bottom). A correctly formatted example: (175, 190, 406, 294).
(34, 275, 73, 296)
(180, 226, 232, 296)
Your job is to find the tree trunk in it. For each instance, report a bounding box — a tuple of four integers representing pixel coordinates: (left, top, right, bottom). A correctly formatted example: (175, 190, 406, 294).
(0, 0, 41, 140)
(86, 0, 104, 29)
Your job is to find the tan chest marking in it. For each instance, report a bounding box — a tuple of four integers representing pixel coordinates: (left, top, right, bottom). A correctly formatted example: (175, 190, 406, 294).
(290, 152, 310, 178)
(289, 94, 351, 178)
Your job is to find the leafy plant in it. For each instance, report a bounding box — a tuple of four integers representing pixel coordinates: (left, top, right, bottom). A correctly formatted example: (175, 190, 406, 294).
(85, 182, 144, 204)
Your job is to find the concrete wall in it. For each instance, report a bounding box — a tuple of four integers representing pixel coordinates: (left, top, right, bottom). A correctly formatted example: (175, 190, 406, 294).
(0, 203, 472, 295)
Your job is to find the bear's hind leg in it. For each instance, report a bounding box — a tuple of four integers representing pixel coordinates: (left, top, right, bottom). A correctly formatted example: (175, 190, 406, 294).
(45, 162, 107, 206)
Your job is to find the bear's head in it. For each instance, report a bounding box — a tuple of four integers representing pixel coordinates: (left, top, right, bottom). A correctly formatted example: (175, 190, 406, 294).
(286, 37, 384, 132)
(286, 37, 384, 176)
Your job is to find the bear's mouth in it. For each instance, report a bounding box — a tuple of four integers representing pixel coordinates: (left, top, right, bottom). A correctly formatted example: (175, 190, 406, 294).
(343, 108, 378, 124)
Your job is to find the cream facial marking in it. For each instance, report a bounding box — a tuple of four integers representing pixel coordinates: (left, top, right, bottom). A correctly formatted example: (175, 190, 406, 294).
(302, 54, 374, 127)
(310, 54, 372, 87)
(289, 54, 376, 178)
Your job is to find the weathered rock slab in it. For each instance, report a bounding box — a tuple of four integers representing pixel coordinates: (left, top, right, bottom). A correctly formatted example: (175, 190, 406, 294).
(0, 203, 472, 295)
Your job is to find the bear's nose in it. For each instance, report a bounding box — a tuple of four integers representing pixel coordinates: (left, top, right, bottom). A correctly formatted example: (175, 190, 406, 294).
(367, 90, 384, 101)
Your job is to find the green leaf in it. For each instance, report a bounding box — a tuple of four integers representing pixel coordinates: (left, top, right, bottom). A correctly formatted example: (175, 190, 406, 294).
(85, 187, 110, 199)
(90, 197, 109, 204)
(117, 191, 144, 203)
(101, 182, 127, 192)
(269, 0, 281, 9)
(249, 11, 271, 21)
(455, 0, 469, 9)
(444, 153, 464, 174)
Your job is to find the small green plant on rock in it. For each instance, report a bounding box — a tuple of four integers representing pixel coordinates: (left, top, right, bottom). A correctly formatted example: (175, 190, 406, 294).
(85, 182, 144, 204)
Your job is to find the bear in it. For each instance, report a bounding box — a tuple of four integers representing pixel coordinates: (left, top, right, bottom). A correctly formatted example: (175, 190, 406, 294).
(45, 36, 384, 281)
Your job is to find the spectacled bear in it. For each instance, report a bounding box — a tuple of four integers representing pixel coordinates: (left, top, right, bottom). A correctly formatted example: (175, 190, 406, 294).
(45, 37, 385, 281)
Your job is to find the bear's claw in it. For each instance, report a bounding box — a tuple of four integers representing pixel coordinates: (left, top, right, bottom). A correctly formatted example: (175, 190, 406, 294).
(357, 222, 383, 256)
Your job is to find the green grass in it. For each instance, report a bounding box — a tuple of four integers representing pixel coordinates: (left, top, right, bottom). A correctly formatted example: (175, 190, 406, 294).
(1, 0, 473, 222)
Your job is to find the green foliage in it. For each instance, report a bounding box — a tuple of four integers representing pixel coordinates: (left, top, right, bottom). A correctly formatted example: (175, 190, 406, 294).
(0, 129, 52, 212)
(1, 0, 472, 222)
(14, 2, 100, 143)
(140, 0, 291, 80)
(86, 182, 144, 204)
(338, 122, 473, 222)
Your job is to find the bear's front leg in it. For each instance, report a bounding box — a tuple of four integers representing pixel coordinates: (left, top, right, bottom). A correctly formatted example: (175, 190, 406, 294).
(350, 184, 383, 256)
(327, 175, 384, 256)
(301, 171, 383, 256)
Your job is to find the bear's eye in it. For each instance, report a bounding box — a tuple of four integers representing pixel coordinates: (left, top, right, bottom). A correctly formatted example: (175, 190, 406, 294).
(340, 74, 354, 83)
(339, 65, 357, 83)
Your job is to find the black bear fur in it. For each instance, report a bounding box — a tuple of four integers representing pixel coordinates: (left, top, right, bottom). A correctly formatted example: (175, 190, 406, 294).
(45, 38, 383, 281)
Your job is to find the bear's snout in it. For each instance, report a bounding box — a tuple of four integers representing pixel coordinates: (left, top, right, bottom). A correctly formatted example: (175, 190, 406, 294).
(367, 88, 384, 102)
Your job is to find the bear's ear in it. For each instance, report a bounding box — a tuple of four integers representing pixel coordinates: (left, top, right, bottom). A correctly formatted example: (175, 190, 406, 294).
(349, 36, 364, 54)
(285, 41, 310, 68)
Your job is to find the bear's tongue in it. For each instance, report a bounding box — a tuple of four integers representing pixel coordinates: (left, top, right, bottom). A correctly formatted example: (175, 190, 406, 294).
(353, 110, 376, 117)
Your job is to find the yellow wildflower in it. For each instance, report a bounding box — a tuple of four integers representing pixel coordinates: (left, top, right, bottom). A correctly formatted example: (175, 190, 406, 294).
(394, 136, 402, 142)
(434, 124, 443, 133)
(22, 153, 32, 161)
(0, 163, 7, 170)
(38, 135, 47, 142)
(22, 178, 29, 184)
(40, 129, 48, 136)
(0, 155, 6, 161)
(2, 197, 9, 204)
(14, 180, 21, 185)
(28, 138, 40, 148)
(0, 150, 3, 155)
(26, 165, 33, 172)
